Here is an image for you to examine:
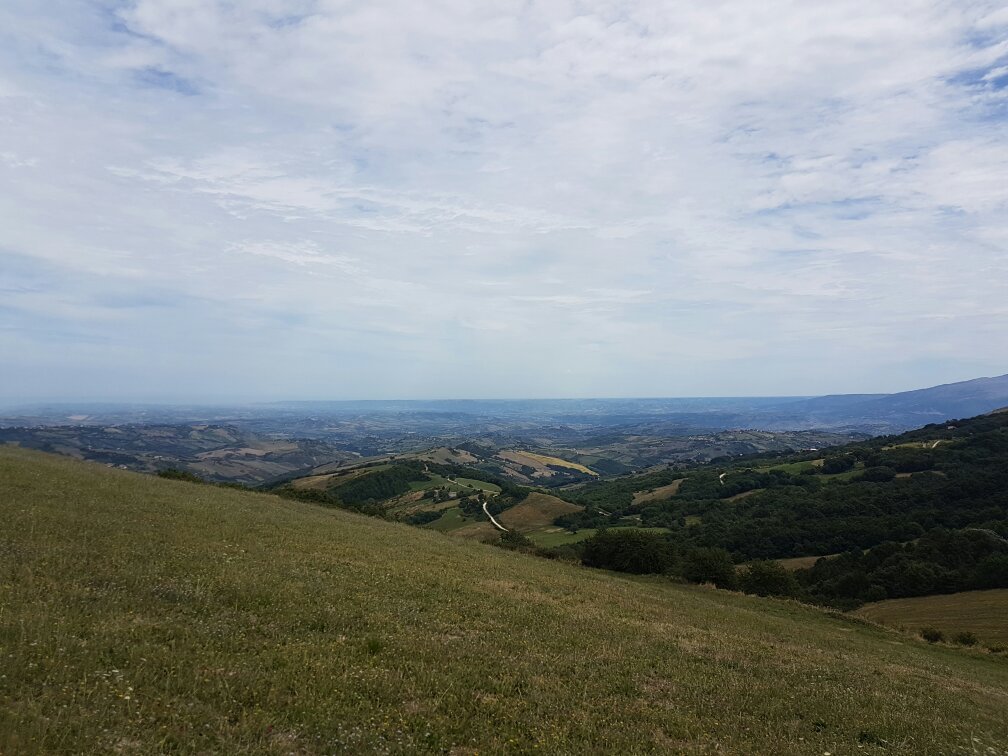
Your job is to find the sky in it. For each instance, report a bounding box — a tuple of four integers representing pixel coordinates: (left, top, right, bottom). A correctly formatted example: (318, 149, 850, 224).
(1, 1, 1007, 403)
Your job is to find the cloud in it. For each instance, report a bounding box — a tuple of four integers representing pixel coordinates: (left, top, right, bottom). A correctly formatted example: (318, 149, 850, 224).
(0, 0, 1006, 401)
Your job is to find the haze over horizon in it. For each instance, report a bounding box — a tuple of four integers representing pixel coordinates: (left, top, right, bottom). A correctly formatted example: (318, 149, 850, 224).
(2, 2, 1007, 403)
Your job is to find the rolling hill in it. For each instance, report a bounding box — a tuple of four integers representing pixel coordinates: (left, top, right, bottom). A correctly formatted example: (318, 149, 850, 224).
(2, 446, 1007, 753)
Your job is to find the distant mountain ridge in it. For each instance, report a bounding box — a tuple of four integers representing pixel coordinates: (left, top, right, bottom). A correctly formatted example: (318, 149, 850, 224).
(2, 373, 1007, 438)
(774, 373, 1008, 430)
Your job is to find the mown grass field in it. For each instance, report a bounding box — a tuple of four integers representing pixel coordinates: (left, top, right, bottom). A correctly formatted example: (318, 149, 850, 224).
(453, 477, 500, 493)
(2, 446, 1008, 754)
(854, 590, 1008, 646)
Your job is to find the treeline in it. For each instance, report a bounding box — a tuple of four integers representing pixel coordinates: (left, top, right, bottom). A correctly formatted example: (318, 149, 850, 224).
(572, 525, 1008, 610)
(334, 465, 427, 505)
(552, 411, 1008, 563)
(563, 468, 684, 510)
(797, 528, 1008, 608)
(578, 528, 793, 596)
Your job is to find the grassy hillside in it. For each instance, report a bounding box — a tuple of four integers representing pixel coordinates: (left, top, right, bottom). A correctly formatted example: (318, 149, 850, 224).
(2, 447, 1007, 754)
(497, 492, 582, 531)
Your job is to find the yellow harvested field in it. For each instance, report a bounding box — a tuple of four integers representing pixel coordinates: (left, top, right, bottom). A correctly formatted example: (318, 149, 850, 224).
(632, 479, 685, 505)
(499, 450, 597, 476)
(523, 452, 597, 476)
(499, 493, 583, 532)
(854, 589, 1008, 645)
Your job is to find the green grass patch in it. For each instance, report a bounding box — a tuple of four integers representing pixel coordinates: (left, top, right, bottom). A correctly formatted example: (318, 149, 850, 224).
(453, 477, 501, 493)
(756, 459, 822, 474)
(423, 506, 471, 532)
(408, 473, 469, 494)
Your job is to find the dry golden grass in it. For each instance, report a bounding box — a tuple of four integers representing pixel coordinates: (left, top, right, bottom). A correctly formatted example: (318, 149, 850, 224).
(290, 466, 374, 491)
(854, 590, 1008, 645)
(776, 555, 834, 571)
(448, 521, 500, 540)
(631, 479, 685, 505)
(498, 492, 583, 531)
(522, 452, 597, 476)
(420, 447, 479, 465)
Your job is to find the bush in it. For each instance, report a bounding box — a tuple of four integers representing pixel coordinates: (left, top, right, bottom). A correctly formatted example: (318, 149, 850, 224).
(822, 456, 855, 474)
(682, 548, 737, 589)
(738, 560, 798, 597)
(952, 631, 978, 647)
(405, 510, 443, 526)
(920, 627, 944, 643)
(496, 530, 537, 552)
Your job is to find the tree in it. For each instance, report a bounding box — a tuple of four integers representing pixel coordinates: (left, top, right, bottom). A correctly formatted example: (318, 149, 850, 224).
(738, 560, 798, 597)
(682, 548, 737, 589)
(861, 466, 896, 483)
(581, 529, 675, 574)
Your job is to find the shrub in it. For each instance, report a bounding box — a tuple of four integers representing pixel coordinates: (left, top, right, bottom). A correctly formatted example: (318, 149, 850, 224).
(157, 468, 204, 483)
(496, 530, 537, 552)
(405, 510, 443, 526)
(952, 631, 979, 647)
(920, 627, 944, 643)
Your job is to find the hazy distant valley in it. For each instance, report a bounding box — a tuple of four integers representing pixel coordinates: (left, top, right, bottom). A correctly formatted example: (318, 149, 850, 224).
(3, 374, 1006, 485)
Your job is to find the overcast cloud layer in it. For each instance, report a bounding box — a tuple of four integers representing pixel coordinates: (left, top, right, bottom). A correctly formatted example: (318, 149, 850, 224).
(1, 1, 1007, 402)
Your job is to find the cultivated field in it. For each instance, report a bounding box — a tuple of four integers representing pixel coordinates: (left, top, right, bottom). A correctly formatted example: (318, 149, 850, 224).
(498, 450, 597, 477)
(2, 447, 1007, 754)
(854, 590, 1008, 646)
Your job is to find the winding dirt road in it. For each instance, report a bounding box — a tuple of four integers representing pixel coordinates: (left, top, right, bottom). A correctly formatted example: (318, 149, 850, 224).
(483, 501, 508, 532)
